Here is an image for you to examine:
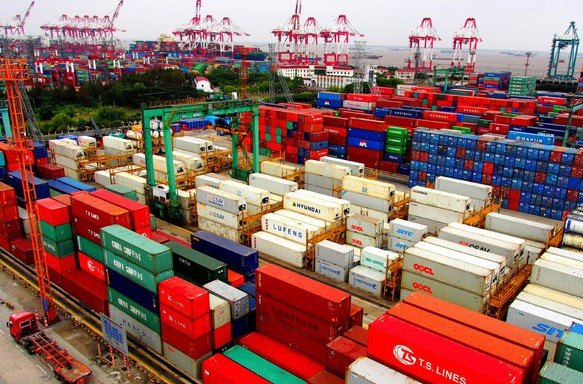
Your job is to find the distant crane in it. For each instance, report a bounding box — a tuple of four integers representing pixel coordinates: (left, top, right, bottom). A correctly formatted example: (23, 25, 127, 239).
(451, 17, 482, 74)
(547, 21, 579, 79)
(0, 1, 35, 37)
(407, 17, 441, 72)
(322, 15, 364, 66)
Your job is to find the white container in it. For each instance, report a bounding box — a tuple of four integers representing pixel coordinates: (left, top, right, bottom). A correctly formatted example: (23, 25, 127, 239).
(133, 153, 186, 175)
(562, 234, 583, 249)
(388, 237, 416, 253)
(62, 167, 78, 179)
(203, 280, 249, 320)
(401, 271, 488, 313)
(196, 186, 246, 214)
(347, 357, 421, 384)
(220, 179, 270, 206)
(173, 136, 212, 153)
(48, 139, 69, 150)
(353, 204, 390, 224)
(55, 155, 79, 170)
(53, 142, 85, 159)
(541, 252, 583, 269)
(172, 150, 204, 171)
(507, 299, 574, 344)
(407, 215, 449, 235)
(530, 258, 583, 297)
(349, 266, 385, 296)
(198, 219, 242, 243)
(566, 217, 583, 235)
(320, 156, 365, 176)
(516, 292, 583, 321)
(163, 342, 209, 380)
(361, 246, 399, 274)
(343, 100, 375, 111)
(209, 294, 231, 329)
(347, 214, 383, 238)
(341, 190, 391, 213)
(408, 202, 465, 223)
(103, 136, 134, 151)
(315, 240, 354, 268)
(197, 203, 242, 229)
(305, 160, 350, 180)
(524, 284, 583, 311)
(305, 173, 343, 190)
(485, 212, 553, 243)
(115, 172, 147, 194)
(77, 135, 97, 149)
(315, 259, 349, 283)
(94, 170, 113, 186)
(294, 189, 351, 217)
(108, 304, 162, 354)
(252, 231, 305, 268)
(424, 237, 508, 279)
(435, 176, 492, 201)
(283, 192, 342, 222)
(448, 222, 526, 254)
(195, 174, 221, 189)
(546, 247, 583, 262)
(347, 231, 381, 249)
(342, 175, 395, 201)
(274, 210, 329, 232)
(261, 213, 319, 244)
(248, 173, 298, 196)
(388, 219, 428, 243)
(410, 186, 471, 213)
(260, 161, 298, 178)
(524, 241, 546, 265)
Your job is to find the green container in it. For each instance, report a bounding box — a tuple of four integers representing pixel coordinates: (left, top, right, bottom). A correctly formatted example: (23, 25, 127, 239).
(265, 133, 271, 142)
(41, 221, 73, 242)
(260, 148, 272, 156)
(223, 346, 305, 384)
(107, 287, 160, 333)
(100, 225, 173, 274)
(103, 250, 173, 293)
(478, 119, 492, 128)
(43, 237, 75, 257)
(49, 189, 63, 197)
(105, 184, 138, 200)
(167, 242, 228, 285)
(150, 215, 157, 231)
(276, 135, 282, 144)
(387, 126, 409, 138)
(77, 235, 104, 263)
(452, 126, 471, 134)
(539, 362, 583, 384)
(555, 332, 583, 373)
(276, 128, 282, 137)
(385, 137, 408, 147)
(385, 145, 407, 155)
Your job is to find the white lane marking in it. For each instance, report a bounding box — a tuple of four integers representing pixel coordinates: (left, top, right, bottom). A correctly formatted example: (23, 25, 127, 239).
(36, 364, 47, 375)
(0, 329, 4, 334)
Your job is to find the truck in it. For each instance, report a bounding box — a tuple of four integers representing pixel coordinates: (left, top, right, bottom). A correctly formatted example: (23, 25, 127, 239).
(8, 311, 92, 384)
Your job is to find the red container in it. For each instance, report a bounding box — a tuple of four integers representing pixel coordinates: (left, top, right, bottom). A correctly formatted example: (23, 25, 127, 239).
(77, 252, 105, 281)
(256, 264, 351, 325)
(489, 123, 510, 135)
(323, 116, 349, 128)
(52, 194, 72, 208)
(348, 156, 379, 169)
(346, 93, 379, 103)
(212, 322, 232, 350)
(0, 142, 19, 163)
(323, 126, 348, 137)
(0, 182, 17, 206)
(343, 326, 368, 347)
(91, 190, 150, 229)
(416, 119, 451, 130)
(257, 292, 342, 342)
(161, 323, 211, 359)
(307, 370, 344, 384)
(379, 161, 399, 173)
(325, 336, 366, 377)
(160, 306, 211, 339)
(0, 205, 19, 223)
(9, 238, 34, 265)
(228, 270, 245, 287)
(368, 315, 525, 384)
(37, 198, 70, 226)
(73, 218, 102, 245)
(457, 106, 487, 115)
(384, 116, 417, 128)
(350, 304, 363, 327)
(201, 354, 271, 384)
(70, 194, 131, 229)
(45, 252, 76, 273)
(422, 110, 458, 123)
(256, 313, 328, 363)
(348, 118, 387, 133)
(328, 136, 347, 146)
(37, 164, 66, 180)
(151, 230, 190, 248)
(346, 146, 383, 160)
(158, 276, 210, 319)
(0, 234, 9, 250)
(60, 269, 108, 315)
(240, 332, 325, 380)
(0, 220, 22, 240)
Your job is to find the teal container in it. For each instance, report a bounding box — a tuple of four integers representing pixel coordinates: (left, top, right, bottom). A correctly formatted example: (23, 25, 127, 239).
(0, 152, 5, 167)
(103, 250, 173, 293)
(223, 346, 305, 384)
(77, 235, 104, 263)
(40, 221, 73, 242)
(43, 237, 74, 257)
(104, 184, 138, 200)
(107, 287, 160, 333)
(100, 225, 173, 274)
(539, 362, 583, 383)
(555, 331, 583, 373)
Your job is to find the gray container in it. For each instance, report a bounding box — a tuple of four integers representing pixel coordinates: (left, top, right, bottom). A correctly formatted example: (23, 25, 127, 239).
(342, 175, 395, 200)
(107, 304, 162, 354)
(388, 218, 428, 243)
(198, 219, 243, 243)
(320, 156, 365, 176)
(507, 299, 575, 344)
(361, 246, 400, 274)
(347, 231, 382, 249)
(448, 223, 525, 258)
(347, 357, 421, 384)
(435, 176, 492, 201)
(315, 258, 349, 282)
(410, 186, 472, 213)
(262, 213, 319, 244)
(388, 237, 416, 253)
(252, 231, 305, 268)
(194, 174, 221, 189)
(349, 266, 386, 296)
(204, 280, 250, 320)
(485, 212, 553, 243)
(248, 173, 298, 196)
(220, 179, 270, 206)
(524, 284, 583, 311)
(305, 173, 343, 190)
(209, 294, 231, 329)
(341, 190, 391, 213)
(516, 292, 583, 321)
(546, 247, 583, 263)
(353, 204, 390, 224)
(401, 271, 488, 313)
(196, 186, 246, 214)
(408, 215, 449, 235)
(530, 258, 583, 297)
(305, 159, 350, 180)
(196, 202, 242, 229)
(408, 202, 465, 223)
(305, 183, 334, 197)
(315, 240, 354, 268)
(163, 342, 210, 380)
(347, 214, 383, 238)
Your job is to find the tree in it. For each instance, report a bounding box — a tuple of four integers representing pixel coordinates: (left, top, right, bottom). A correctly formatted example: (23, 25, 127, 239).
(376, 74, 404, 88)
(326, 86, 343, 93)
(343, 82, 371, 93)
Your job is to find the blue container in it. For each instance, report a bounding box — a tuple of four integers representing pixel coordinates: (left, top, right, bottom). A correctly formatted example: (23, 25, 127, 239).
(348, 128, 386, 142)
(0, 167, 5, 179)
(106, 268, 159, 314)
(57, 177, 96, 192)
(317, 92, 342, 101)
(385, 153, 404, 163)
(347, 137, 384, 151)
(328, 145, 347, 156)
(232, 313, 252, 339)
(388, 108, 423, 119)
(238, 281, 256, 298)
(48, 179, 79, 195)
(33, 143, 48, 159)
(7, 171, 50, 199)
(191, 231, 258, 276)
(310, 141, 328, 150)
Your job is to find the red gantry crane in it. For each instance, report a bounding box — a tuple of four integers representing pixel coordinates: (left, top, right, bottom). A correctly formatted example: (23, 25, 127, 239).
(322, 15, 364, 66)
(452, 17, 482, 74)
(0, 1, 35, 37)
(407, 17, 441, 72)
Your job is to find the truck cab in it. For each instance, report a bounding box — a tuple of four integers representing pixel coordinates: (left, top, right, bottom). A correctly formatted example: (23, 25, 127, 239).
(8, 311, 38, 341)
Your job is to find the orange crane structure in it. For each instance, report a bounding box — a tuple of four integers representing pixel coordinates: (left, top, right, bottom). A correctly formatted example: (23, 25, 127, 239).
(0, 58, 58, 324)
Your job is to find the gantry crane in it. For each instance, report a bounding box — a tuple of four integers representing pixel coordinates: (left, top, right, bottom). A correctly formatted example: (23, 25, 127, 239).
(451, 17, 482, 74)
(547, 21, 579, 80)
(0, 1, 35, 37)
(0, 58, 57, 324)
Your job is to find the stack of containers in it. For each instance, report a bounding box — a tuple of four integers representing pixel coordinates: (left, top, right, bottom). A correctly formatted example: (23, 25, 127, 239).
(323, 115, 349, 159)
(0, 183, 22, 250)
(369, 292, 545, 384)
(384, 218, 428, 253)
(382, 126, 410, 173)
(552, 324, 583, 375)
(195, 186, 246, 242)
(0, 142, 25, 172)
(341, 175, 395, 224)
(317, 92, 344, 109)
(320, 156, 365, 178)
(158, 276, 212, 380)
(347, 118, 387, 169)
(103, 135, 135, 157)
(563, 203, 583, 249)
(345, 213, 383, 251)
(204, 280, 252, 340)
(218, 179, 270, 216)
(132, 153, 186, 183)
(408, 186, 472, 234)
(37, 198, 75, 280)
(102, 224, 174, 354)
(350, 246, 399, 297)
(434, 176, 492, 212)
(259, 161, 300, 179)
(509, 76, 537, 96)
(315, 240, 354, 283)
(209, 293, 233, 353)
(91, 190, 152, 238)
(173, 136, 213, 155)
(343, 94, 377, 113)
(104, 184, 138, 201)
(304, 160, 350, 197)
(248, 173, 298, 200)
(479, 71, 511, 91)
(112, 172, 148, 204)
(50, 139, 85, 179)
(6, 171, 50, 202)
(32, 142, 49, 171)
(255, 264, 352, 364)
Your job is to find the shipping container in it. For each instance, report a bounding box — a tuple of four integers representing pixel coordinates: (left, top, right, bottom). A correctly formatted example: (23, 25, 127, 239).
(347, 231, 382, 249)
(283, 192, 341, 222)
(77, 235, 103, 263)
(172, 150, 204, 171)
(201, 354, 271, 384)
(524, 284, 583, 310)
(209, 293, 231, 329)
(410, 186, 472, 213)
(388, 237, 416, 253)
(341, 190, 392, 213)
(71, 194, 132, 229)
(160, 305, 211, 339)
(320, 156, 365, 176)
(108, 305, 162, 354)
(36, 199, 69, 226)
(530, 258, 583, 297)
(163, 342, 209, 380)
(261, 213, 319, 244)
(347, 214, 383, 238)
(409, 202, 466, 224)
(203, 280, 250, 320)
(220, 179, 270, 206)
(103, 136, 134, 151)
(538, 362, 583, 384)
(516, 291, 583, 322)
(198, 218, 243, 243)
(194, 174, 221, 189)
(448, 222, 526, 258)
(407, 215, 448, 235)
(294, 189, 351, 217)
(315, 240, 354, 268)
(545, 247, 583, 263)
(307, 370, 344, 384)
(361, 247, 400, 274)
(305, 173, 342, 191)
(90, 190, 150, 229)
(78, 252, 105, 281)
(485, 212, 553, 244)
(167, 241, 227, 285)
(106, 267, 159, 313)
(388, 219, 428, 243)
(42, 237, 74, 257)
(107, 287, 160, 332)
(190, 230, 258, 276)
(173, 136, 212, 153)
(158, 276, 209, 319)
(349, 266, 385, 296)
(305, 160, 350, 180)
(251, 231, 305, 267)
(40, 221, 72, 243)
(249, 173, 298, 196)
(260, 161, 299, 178)
(196, 186, 246, 214)
(342, 175, 395, 200)
(315, 259, 349, 282)
(325, 336, 367, 377)
(435, 176, 492, 201)
(555, 331, 583, 373)
(352, 204, 389, 223)
(275, 210, 330, 232)
(347, 356, 421, 384)
(507, 299, 575, 344)
(161, 323, 211, 360)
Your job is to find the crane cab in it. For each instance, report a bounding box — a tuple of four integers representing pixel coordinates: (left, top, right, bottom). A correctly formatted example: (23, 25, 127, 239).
(8, 311, 38, 341)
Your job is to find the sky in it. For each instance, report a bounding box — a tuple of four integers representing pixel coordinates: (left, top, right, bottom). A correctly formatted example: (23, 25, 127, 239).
(2, 0, 582, 51)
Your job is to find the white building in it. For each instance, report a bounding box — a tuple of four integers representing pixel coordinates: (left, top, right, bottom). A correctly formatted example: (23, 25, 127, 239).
(279, 65, 376, 89)
(395, 69, 416, 81)
(195, 76, 212, 92)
